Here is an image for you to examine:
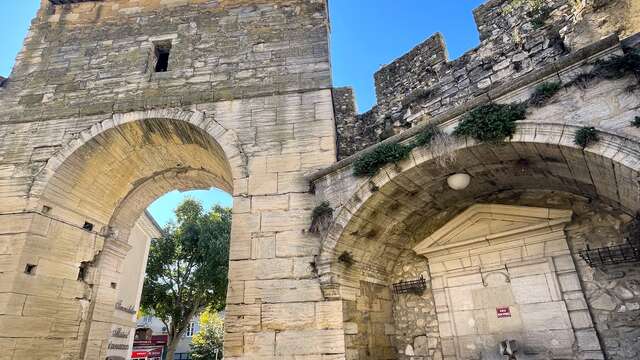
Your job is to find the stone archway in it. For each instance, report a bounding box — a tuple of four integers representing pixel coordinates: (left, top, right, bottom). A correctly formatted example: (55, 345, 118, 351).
(13, 111, 239, 359)
(312, 123, 640, 359)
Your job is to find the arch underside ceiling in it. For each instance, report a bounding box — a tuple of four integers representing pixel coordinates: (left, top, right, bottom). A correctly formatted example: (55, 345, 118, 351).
(41, 117, 233, 235)
(320, 131, 640, 289)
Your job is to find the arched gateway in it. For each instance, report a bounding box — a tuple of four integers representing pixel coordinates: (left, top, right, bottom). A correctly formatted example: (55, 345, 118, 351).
(0, 0, 639, 359)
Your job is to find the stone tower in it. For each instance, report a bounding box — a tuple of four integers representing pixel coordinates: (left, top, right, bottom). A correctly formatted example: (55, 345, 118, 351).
(0, 0, 342, 359)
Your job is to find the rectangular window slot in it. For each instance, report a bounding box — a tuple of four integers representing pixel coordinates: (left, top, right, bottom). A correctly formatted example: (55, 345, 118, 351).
(83, 222, 94, 232)
(78, 262, 90, 281)
(24, 264, 37, 275)
(111, 282, 118, 289)
(154, 42, 172, 73)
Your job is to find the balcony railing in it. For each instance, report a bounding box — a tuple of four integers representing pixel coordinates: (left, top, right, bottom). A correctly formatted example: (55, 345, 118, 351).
(579, 242, 640, 267)
(392, 276, 427, 295)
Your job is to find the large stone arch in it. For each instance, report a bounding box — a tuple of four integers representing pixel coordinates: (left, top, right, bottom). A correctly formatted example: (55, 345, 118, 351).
(12, 110, 244, 359)
(314, 122, 640, 359)
(319, 123, 640, 282)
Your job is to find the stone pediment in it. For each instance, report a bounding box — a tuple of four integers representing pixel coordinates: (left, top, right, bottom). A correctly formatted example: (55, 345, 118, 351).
(413, 204, 572, 256)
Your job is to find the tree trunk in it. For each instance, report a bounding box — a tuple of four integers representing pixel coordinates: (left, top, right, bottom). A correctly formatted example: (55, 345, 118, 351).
(165, 336, 181, 360)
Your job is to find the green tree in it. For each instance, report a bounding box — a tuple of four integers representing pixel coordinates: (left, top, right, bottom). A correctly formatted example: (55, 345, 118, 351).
(191, 309, 224, 360)
(141, 199, 231, 360)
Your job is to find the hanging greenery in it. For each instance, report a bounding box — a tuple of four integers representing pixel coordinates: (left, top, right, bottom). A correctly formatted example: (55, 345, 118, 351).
(574, 127, 600, 148)
(453, 103, 527, 143)
(529, 81, 562, 106)
(309, 202, 333, 234)
(591, 51, 640, 80)
(353, 143, 413, 177)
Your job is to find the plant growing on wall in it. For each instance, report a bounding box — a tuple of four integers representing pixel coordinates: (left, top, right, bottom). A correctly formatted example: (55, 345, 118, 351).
(309, 201, 333, 234)
(592, 51, 640, 80)
(338, 251, 354, 266)
(353, 143, 412, 177)
(574, 127, 599, 148)
(529, 81, 562, 106)
(453, 103, 527, 143)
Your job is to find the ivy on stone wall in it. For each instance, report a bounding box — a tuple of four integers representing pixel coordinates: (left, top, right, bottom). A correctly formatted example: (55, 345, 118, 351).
(353, 143, 413, 177)
(574, 126, 600, 148)
(453, 103, 527, 143)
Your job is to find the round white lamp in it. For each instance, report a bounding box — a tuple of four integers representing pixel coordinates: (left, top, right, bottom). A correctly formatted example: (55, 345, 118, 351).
(447, 173, 471, 190)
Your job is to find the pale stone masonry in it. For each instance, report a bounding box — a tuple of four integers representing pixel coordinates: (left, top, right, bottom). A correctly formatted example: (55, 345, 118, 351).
(0, 0, 340, 359)
(1, 0, 640, 359)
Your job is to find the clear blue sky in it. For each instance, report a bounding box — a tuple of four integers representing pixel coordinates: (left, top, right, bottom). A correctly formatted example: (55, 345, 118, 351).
(0, 1, 485, 225)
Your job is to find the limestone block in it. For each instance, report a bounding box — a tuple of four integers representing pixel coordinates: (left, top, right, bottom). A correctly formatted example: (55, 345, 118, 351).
(520, 301, 572, 331)
(248, 173, 278, 195)
(251, 195, 289, 212)
(262, 302, 314, 330)
(569, 310, 594, 330)
(558, 272, 582, 292)
(266, 154, 301, 173)
(244, 279, 323, 304)
(244, 331, 276, 357)
(22, 295, 81, 320)
(275, 231, 319, 257)
(511, 275, 552, 304)
(0, 316, 51, 337)
(0, 293, 26, 315)
(224, 332, 243, 357)
(227, 281, 244, 305)
(12, 338, 64, 360)
(315, 301, 343, 329)
(261, 210, 310, 233)
(275, 329, 345, 356)
(251, 233, 276, 259)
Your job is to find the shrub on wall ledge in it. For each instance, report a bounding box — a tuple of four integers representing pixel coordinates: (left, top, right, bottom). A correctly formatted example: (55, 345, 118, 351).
(453, 103, 527, 143)
(353, 143, 412, 177)
(592, 51, 640, 80)
(574, 127, 599, 148)
(529, 81, 562, 106)
(309, 201, 333, 234)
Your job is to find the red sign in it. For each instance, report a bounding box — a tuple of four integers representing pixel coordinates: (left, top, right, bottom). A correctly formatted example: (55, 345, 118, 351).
(496, 306, 511, 318)
(131, 346, 163, 360)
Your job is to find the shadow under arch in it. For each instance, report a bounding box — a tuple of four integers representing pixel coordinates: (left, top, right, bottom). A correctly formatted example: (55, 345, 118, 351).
(28, 110, 241, 359)
(318, 123, 640, 287)
(314, 122, 640, 359)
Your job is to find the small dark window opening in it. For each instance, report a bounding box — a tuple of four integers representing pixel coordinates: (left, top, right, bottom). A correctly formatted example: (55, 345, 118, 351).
(24, 264, 37, 275)
(83, 222, 94, 232)
(78, 261, 90, 281)
(154, 42, 172, 73)
(111, 282, 118, 289)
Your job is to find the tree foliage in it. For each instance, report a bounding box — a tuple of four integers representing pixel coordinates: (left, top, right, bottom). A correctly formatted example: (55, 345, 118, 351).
(140, 199, 231, 359)
(191, 309, 225, 360)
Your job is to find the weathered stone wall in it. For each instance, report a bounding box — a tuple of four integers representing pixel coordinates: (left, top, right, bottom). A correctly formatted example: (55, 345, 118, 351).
(343, 281, 395, 360)
(335, 0, 639, 159)
(0, 1, 342, 359)
(0, 0, 331, 124)
(390, 251, 440, 360)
